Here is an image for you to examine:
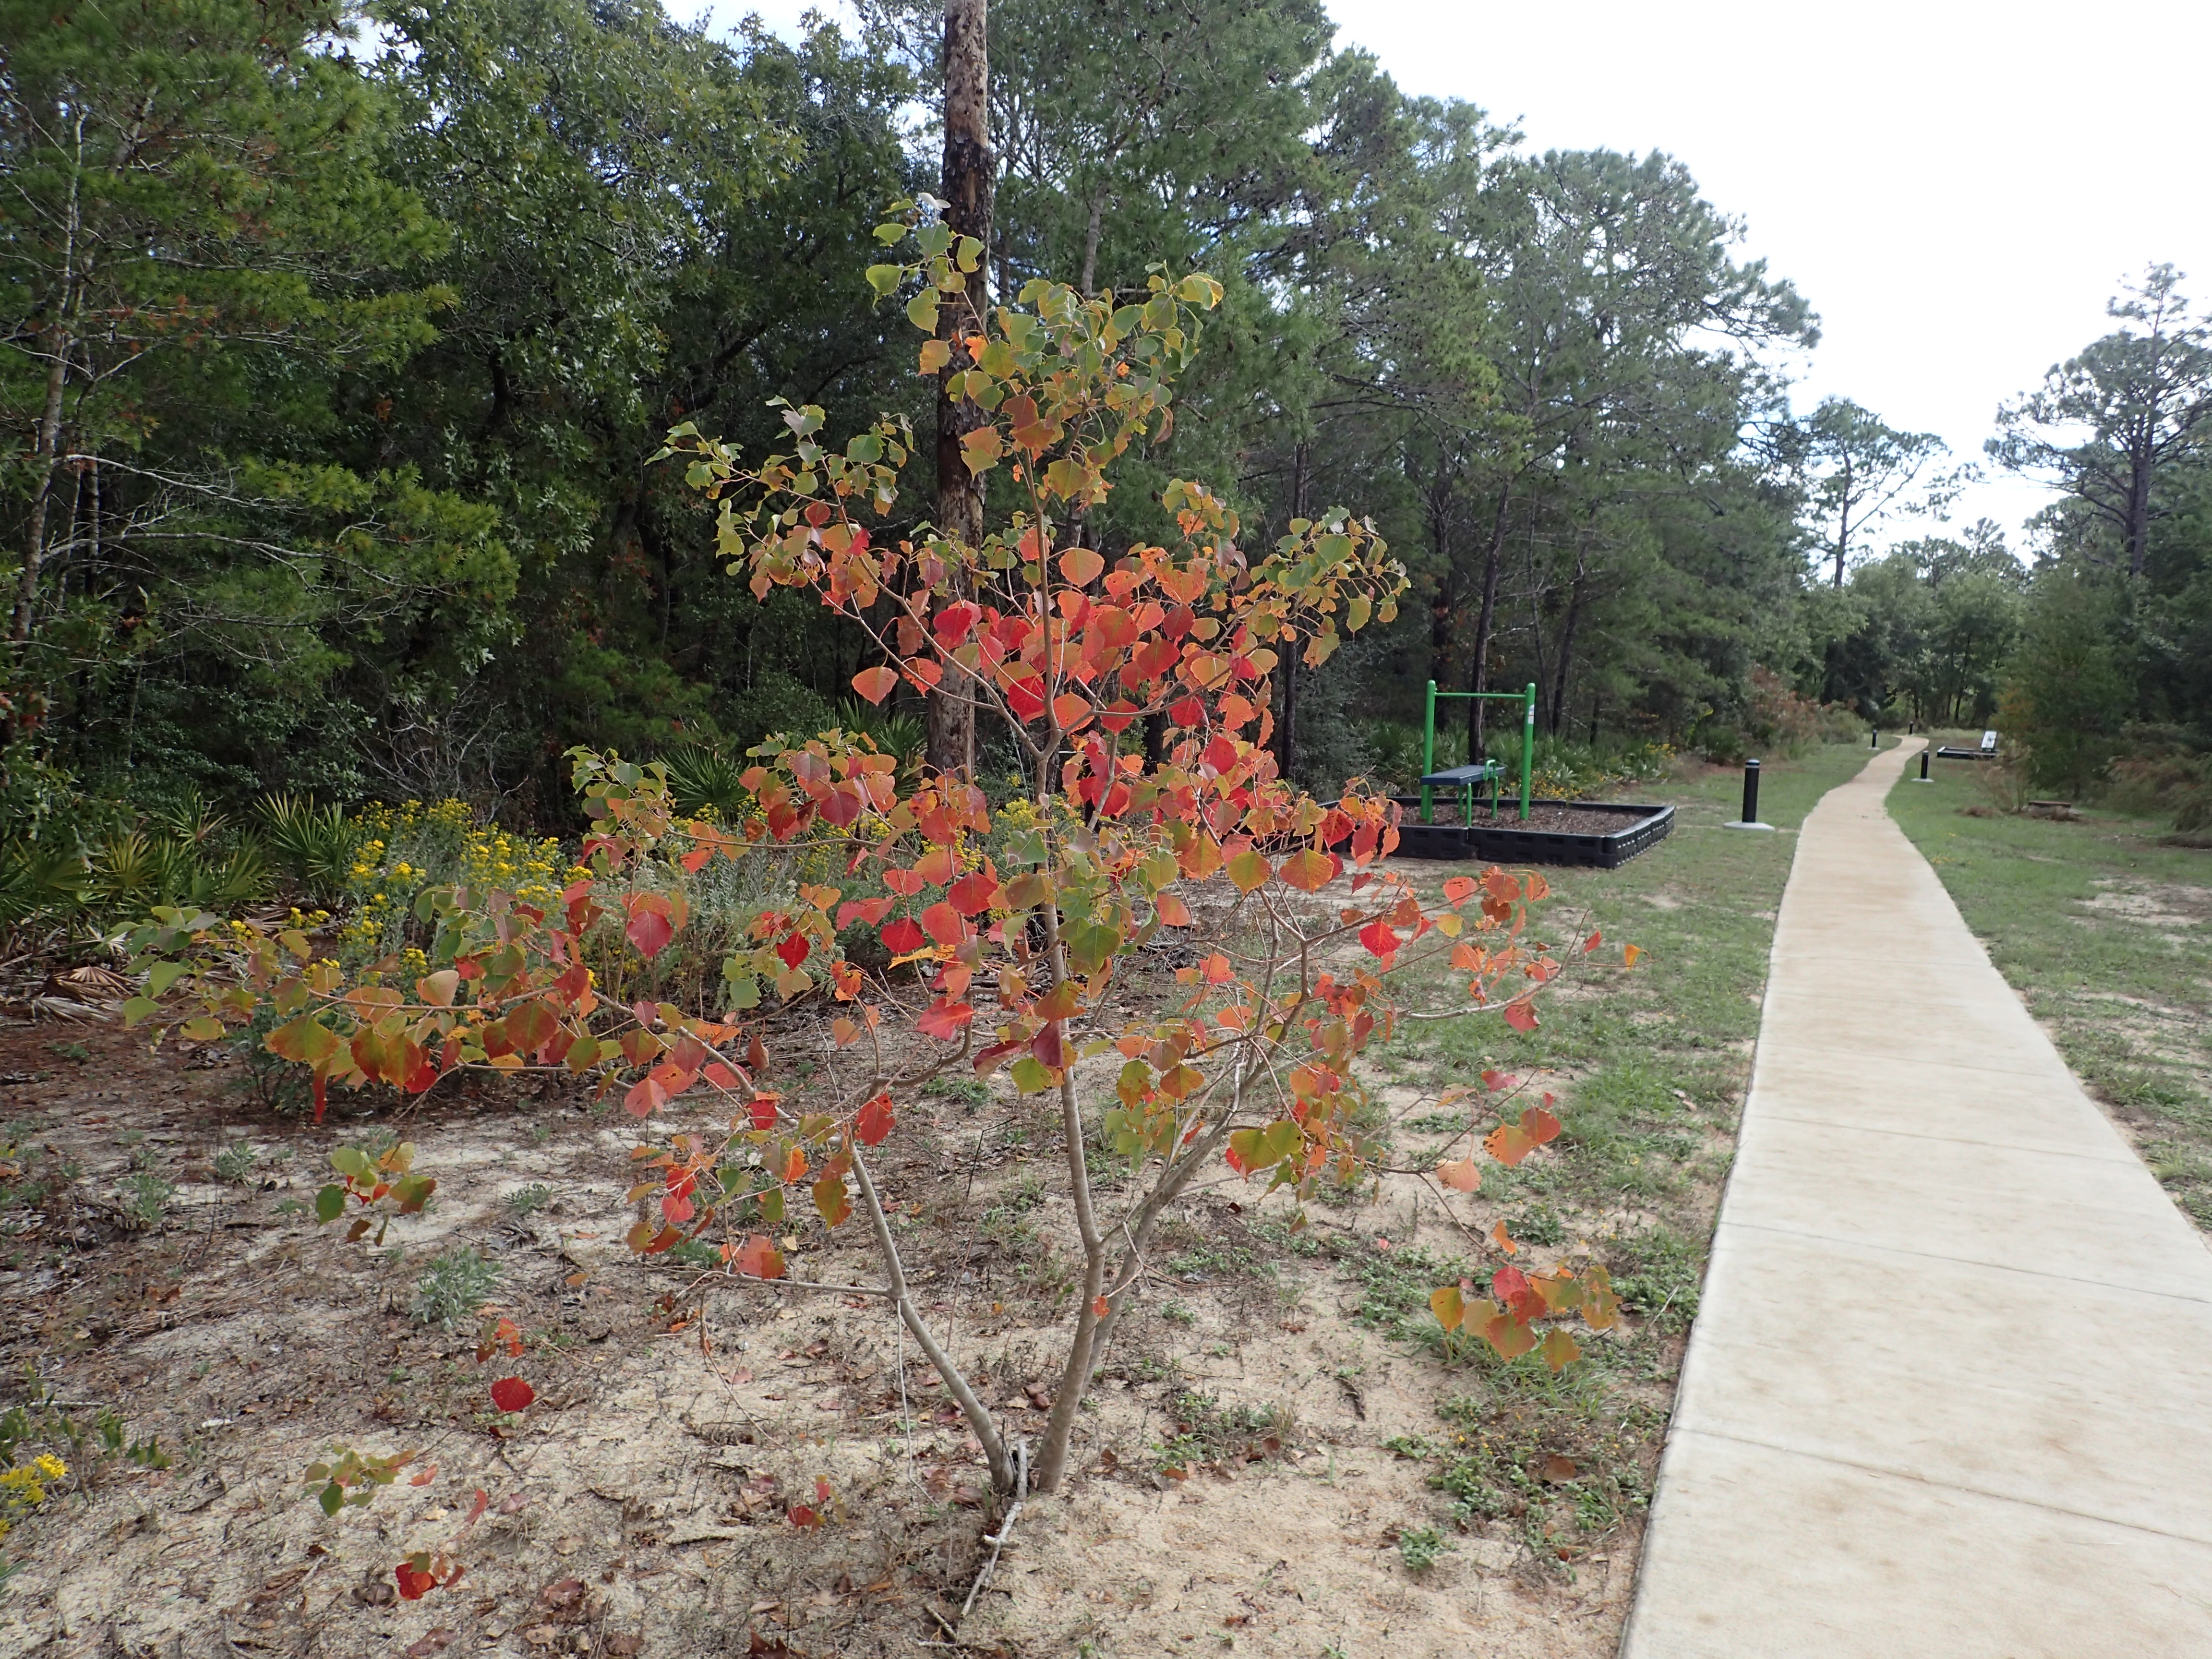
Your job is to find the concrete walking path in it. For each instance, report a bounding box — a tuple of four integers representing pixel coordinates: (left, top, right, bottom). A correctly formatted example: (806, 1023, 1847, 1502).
(1621, 739, 2212, 1657)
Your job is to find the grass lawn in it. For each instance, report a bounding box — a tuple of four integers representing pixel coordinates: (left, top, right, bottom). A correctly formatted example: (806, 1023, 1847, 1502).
(1887, 744, 2212, 1230)
(1343, 736, 1884, 1566)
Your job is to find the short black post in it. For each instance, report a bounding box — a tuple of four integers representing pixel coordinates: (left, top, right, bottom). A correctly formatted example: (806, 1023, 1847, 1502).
(1741, 758, 1761, 825)
(1870, 727, 1879, 749)
(1919, 749, 1930, 781)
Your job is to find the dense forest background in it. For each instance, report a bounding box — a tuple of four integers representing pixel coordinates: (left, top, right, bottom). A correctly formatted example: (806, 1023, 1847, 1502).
(6, 0, 2210, 856)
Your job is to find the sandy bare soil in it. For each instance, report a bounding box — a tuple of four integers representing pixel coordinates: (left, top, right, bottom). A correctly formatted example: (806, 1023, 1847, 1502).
(0, 993, 1667, 1659)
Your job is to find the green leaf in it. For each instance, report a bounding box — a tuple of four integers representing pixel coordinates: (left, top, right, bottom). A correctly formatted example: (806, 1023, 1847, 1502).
(146, 961, 188, 996)
(314, 1184, 346, 1225)
(329, 1146, 370, 1178)
(267, 1014, 342, 1066)
(905, 291, 940, 333)
(180, 1016, 225, 1042)
(1010, 1056, 1054, 1095)
(318, 1481, 343, 1517)
(865, 263, 902, 297)
(120, 996, 161, 1027)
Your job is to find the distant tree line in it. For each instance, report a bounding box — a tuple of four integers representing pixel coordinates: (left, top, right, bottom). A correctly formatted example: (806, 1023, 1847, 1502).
(4, 0, 2206, 831)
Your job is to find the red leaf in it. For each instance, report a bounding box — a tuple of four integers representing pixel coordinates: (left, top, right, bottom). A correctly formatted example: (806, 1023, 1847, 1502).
(1358, 919, 1399, 959)
(855, 1093, 896, 1147)
(489, 1377, 535, 1414)
(915, 1000, 973, 1042)
(1503, 1000, 1538, 1033)
(920, 901, 965, 946)
(880, 917, 925, 953)
(626, 907, 674, 960)
(775, 932, 811, 969)
(946, 872, 998, 915)
(395, 1563, 436, 1601)
(732, 1235, 785, 1280)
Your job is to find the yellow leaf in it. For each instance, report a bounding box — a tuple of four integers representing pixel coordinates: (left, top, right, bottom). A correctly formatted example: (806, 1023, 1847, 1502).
(1429, 1285, 1465, 1333)
(918, 338, 951, 374)
(1226, 850, 1272, 893)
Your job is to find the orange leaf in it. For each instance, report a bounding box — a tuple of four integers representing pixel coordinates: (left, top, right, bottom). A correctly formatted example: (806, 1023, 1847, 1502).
(1540, 1328, 1582, 1373)
(1491, 1219, 1519, 1255)
(1155, 892, 1193, 926)
(1434, 1157, 1480, 1192)
(1058, 546, 1105, 587)
(1277, 847, 1338, 892)
(1623, 943, 1643, 968)
(851, 666, 898, 706)
(1503, 1000, 1538, 1033)
(1091, 1295, 1110, 1319)
(1051, 692, 1093, 732)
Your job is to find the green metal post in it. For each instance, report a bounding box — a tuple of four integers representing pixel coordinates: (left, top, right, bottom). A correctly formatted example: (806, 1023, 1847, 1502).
(1421, 680, 1437, 823)
(1519, 683, 1536, 821)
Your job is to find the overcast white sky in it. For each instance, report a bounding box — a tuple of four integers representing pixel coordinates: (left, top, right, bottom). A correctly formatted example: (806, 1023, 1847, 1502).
(715, 0, 2212, 551)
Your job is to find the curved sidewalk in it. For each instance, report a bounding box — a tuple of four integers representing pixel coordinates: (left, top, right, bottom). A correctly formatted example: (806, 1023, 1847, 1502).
(1621, 740, 2212, 1657)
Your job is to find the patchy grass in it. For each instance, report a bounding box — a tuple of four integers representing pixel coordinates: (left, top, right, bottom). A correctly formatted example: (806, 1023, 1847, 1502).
(1888, 749, 2212, 1229)
(1347, 738, 1884, 1560)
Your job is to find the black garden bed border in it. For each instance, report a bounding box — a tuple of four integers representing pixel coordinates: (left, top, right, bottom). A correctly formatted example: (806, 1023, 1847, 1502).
(1388, 799, 1677, 869)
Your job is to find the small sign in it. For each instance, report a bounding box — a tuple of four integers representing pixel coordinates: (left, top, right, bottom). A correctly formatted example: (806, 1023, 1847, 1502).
(1980, 730, 1998, 752)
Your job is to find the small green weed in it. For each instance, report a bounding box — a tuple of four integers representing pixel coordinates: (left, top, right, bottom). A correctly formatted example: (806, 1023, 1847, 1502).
(1398, 1526, 1452, 1572)
(1150, 1390, 1290, 1473)
(213, 1143, 260, 1183)
(44, 1042, 88, 1064)
(923, 1073, 990, 1107)
(504, 1183, 553, 1217)
(411, 1249, 503, 1329)
(117, 1172, 173, 1228)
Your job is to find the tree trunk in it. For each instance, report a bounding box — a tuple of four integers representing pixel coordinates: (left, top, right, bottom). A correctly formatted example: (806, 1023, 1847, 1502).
(1550, 557, 1584, 735)
(1466, 489, 1512, 762)
(1832, 451, 1852, 589)
(14, 130, 83, 651)
(1079, 191, 1106, 298)
(928, 0, 994, 779)
(2126, 429, 2154, 578)
(1275, 441, 1308, 784)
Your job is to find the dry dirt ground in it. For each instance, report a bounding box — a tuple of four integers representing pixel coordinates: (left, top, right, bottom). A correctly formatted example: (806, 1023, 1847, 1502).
(0, 899, 1687, 1659)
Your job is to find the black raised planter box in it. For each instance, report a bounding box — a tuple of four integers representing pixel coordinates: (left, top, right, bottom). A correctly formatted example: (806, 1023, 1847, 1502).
(1388, 799, 1676, 869)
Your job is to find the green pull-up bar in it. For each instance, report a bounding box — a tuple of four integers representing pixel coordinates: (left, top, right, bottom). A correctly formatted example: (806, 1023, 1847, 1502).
(1419, 680, 1537, 823)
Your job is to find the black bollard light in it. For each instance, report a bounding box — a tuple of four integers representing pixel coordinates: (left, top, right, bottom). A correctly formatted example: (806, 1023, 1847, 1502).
(1919, 749, 1931, 781)
(1742, 757, 1762, 824)
(1870, 727, 1879, 749)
